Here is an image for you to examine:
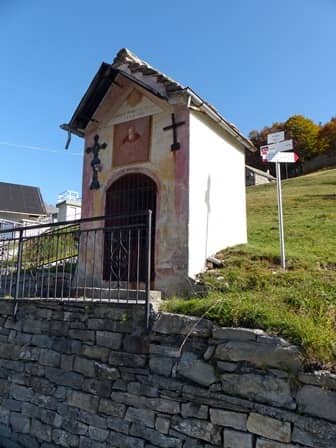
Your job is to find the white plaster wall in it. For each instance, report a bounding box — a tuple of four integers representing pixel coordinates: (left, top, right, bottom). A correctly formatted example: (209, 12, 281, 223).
(57, 203, 81, 222)
(188, 110, 247, 278)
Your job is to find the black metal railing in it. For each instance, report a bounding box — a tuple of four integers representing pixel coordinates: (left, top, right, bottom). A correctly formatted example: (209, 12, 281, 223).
(0, 212, 152, 326)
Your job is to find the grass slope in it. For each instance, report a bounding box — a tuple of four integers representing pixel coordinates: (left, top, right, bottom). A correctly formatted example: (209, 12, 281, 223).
(165, 168, 336, 365)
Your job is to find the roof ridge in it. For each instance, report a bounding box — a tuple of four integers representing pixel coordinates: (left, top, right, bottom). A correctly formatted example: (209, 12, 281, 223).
(111, 48, 184, 91)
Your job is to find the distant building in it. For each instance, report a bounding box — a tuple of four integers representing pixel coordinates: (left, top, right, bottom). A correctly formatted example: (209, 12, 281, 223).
(56, 191, 81, 222)
(0, 181, 47, 230)
(246, 165, 275, 186)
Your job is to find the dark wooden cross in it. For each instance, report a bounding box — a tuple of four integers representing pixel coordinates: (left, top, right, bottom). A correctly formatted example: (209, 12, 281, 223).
(86, 134, 107, 190)
(163, 113, 186, 151)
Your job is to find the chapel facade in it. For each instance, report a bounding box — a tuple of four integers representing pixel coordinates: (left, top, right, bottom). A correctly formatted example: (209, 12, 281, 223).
(62, 49, 255, 295)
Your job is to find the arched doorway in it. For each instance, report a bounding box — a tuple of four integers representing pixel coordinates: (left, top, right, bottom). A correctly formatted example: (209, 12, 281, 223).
(103, 173, 156, 283)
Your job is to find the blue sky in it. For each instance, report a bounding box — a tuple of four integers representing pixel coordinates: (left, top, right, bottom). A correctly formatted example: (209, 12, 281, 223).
(0, 0, 335, 204)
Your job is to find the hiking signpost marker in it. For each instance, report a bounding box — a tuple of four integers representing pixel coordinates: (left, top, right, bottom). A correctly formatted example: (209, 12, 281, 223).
(259, 132, 299, 270)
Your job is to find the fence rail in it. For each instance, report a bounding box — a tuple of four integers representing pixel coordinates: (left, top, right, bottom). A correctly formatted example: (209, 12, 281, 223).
(0, 212, 152, 326)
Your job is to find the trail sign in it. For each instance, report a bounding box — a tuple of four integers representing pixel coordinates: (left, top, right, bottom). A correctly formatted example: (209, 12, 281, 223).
(267, 131, 285, 144)
(268, 152, 299, 163)
(261, 139, 293, 157)
(259, 130, 293, 271)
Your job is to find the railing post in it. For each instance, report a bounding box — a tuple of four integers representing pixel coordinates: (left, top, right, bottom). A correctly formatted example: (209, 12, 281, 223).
(145, 210, 152, 330)
(14, 228, 24, 318)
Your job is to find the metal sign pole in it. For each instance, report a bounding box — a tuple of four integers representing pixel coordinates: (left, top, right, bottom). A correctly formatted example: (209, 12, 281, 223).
(275, 162, 286, 269)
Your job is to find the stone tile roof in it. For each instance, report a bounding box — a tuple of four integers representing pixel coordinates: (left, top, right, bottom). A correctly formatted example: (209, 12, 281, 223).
(0, 181, 46, 216)
(62, 48, 255, 150)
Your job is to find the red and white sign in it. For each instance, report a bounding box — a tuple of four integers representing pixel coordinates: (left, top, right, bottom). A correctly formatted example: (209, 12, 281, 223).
(267, 152, 299, 163)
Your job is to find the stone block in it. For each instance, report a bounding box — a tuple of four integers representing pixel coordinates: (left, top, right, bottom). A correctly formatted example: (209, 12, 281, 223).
(0, 343, 21, 360)
(10, 412, 30, 434)
(216, 361, 238, 372)
(96, 331, 123, 349)
(3, 399, 21, 413)
(155, 416, 170, 434)
(127, 381, 158, 397)
(52, 337, 82, 355)
(74, 357, 96, 377)
(177, 352, 217, 386)
(95, 362, 120, 381)
(292, 414, 336, 447)
(18, 347, 40, 361)
(108, 430, 145, 448)
(10, 384, 33, 402)
(150, 344, 180, 358)
(4, 317, 22, 331)
(256, 439, 300, 448)
(153, 313, 212, 337)
(31, 335, 53, 348)
(79, 435, 106, 448)
(221, 373, 295, 409)
(68, 391, 98, 413)
(213, 326, 263, 341)
(223, 429, 253, 448)
(61, 354, 74, 371)
(247, 412, 291, 443)
(210, 409, 247, 430)
(40, 409, 62, 428)
(296, 385, 336, 422)
(31, 419, 52, 442)
(123, 334, 149, 354)
(16, 433, 40, 448)
(82, 378, 112, 398)
(82, 345, 109, 362)
(106, 416, 129, 434)
(98, 398, 126, 417)
(298, 371, 336, 391)
(0, 422, 12, 439)
(45, 367, 84, 389)
(0, 379, 10, 398)
(130, 422, 181, 447)
(108, 351, 147, 367)
(52, 429, 79, 447)
(23, 319, 43, 334)
(0, 407, 9, 425)
(215, 340, 302, 372)
(69, 330, 95, 343)
(31, 378, 56, 396)
(181, 402, 208, 420)
(39, 349, 61, 367)
(125, 406, 155, 428)
(171, 417, 221, 445)
(149, 356, 175, 377)
(88, 426, 109, 442)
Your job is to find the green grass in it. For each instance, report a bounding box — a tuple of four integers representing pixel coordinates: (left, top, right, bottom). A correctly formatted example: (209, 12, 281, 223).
(165, 168, 336, 365)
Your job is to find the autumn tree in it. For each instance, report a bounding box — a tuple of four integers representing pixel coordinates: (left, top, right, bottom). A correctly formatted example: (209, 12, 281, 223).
(318, 117, 336, 153)
(284, 115, 320, 162)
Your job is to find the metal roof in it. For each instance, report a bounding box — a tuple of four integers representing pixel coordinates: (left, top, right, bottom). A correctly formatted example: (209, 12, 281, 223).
(61, 48, 255, 151)
(0, 182, 47, 216)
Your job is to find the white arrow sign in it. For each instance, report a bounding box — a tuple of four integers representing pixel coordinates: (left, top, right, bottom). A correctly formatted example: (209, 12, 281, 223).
(260, 139, 293, 155)
(267, 131, 285, 144)
(267, 152, 299, 163)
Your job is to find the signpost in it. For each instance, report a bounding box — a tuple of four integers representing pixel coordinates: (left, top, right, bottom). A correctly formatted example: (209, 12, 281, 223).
(267, 131, 284, 144)
(259, 132, 299, 270)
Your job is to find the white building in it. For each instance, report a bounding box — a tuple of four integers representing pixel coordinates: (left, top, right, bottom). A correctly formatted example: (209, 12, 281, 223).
(56, 191, 81, 222)
(62, 48, 255, 295)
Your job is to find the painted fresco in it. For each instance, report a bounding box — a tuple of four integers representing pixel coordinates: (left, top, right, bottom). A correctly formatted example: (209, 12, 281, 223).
(80, 76, 190, 295)
(113, 116, 151, 167)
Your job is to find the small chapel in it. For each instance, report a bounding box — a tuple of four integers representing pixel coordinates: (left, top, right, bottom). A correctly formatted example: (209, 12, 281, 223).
(62, 48, 255, 295)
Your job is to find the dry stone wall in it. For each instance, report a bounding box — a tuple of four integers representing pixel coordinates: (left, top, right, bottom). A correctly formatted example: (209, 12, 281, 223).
(0, 300, 335, 448)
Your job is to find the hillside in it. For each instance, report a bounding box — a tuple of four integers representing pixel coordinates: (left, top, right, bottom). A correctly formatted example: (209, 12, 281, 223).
(165, 168, 336, 366)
